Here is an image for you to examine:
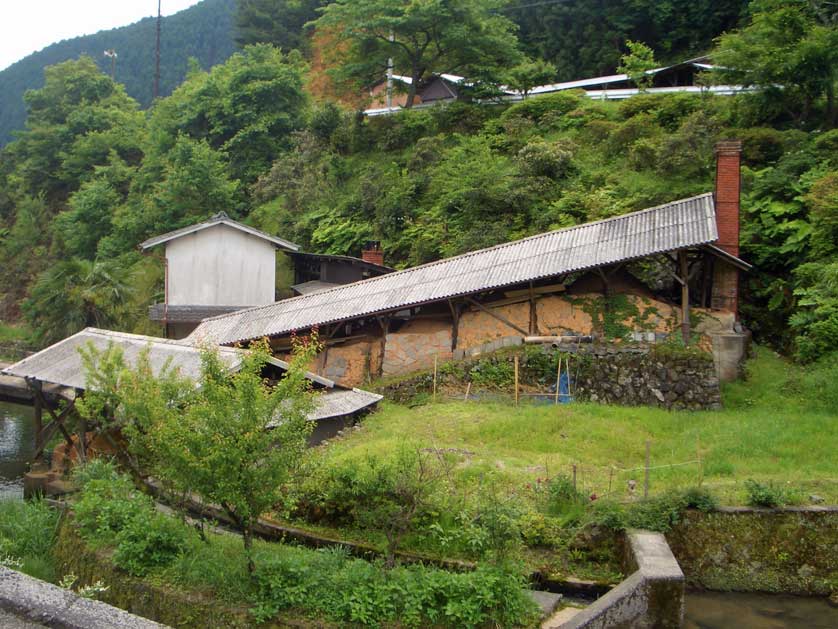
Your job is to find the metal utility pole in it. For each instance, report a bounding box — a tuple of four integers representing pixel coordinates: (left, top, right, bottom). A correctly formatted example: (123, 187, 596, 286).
(103, 49, 117, 80)
(154, 0, 162, 99)
(386, 31, 394, 109)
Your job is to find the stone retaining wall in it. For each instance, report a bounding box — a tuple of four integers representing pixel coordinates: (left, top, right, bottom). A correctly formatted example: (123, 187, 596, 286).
(378, 344, 722, 411)
(556, 530, 684, 628)
(0, 567, 166, 629)
(667, 506, 838, 596)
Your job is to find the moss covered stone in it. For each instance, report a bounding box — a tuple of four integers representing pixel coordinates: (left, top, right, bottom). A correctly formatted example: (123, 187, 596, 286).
(666, 507, 838, 595)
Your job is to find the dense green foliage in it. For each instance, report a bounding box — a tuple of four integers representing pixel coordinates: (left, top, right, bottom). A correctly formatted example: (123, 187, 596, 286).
(1, 0, 837, 361)
(0, 499, 60, 582)
(313, 0, 525, 104)
(66, 460, 537, 627)
(0, 0, 237, 146)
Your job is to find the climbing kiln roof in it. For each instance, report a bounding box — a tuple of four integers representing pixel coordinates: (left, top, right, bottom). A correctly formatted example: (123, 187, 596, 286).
(189, 193, 724, 346)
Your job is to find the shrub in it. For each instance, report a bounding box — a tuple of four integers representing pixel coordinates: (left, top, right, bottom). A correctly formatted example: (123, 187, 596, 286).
(114, 513, 189, 576)
(500, 90, 586, 123)
(367, 109, 436, 150)
(744, 479, 792, 508)
(517, 140, 576, 179)
(739, 127, 786, 167)
(813, 128, 838, 164)
(253, 551, 538, 628)
(72, 473, 152, 542)
(468, 357, 515, 388)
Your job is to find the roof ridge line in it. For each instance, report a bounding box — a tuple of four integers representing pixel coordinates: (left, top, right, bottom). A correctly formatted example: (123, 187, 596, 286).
(193, 193, 714, 327)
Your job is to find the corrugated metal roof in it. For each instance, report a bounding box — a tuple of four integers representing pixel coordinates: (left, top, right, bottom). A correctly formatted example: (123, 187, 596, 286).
(292, 280, 341, 295)
(189, 193, 722, 347)
(1, 328, 380, 420)
(140, 212, 299, 251)
(302, 388, 383, 423)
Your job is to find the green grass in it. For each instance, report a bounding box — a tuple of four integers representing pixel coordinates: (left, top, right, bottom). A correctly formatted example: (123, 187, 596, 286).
(0, 499, 60, 582)
(315, 347, 838, 505)
(0, 321, 30, 343)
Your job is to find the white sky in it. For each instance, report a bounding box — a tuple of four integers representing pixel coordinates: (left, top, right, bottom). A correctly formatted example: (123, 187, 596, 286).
(1, 1, 203, 71)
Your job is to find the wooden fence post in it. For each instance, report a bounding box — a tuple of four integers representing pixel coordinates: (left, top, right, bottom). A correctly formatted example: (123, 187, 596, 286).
(514, 354, 519, 406)
(433, 355, 438, 402)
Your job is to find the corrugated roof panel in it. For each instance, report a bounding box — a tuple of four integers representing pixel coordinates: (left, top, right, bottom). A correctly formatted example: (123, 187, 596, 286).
(189, 194, 723, 346)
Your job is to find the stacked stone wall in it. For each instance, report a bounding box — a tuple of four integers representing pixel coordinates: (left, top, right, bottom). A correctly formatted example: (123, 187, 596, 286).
(378, 344, 722, 411)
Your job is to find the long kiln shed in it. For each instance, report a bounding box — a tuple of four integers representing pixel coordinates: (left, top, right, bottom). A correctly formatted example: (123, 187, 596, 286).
(1, 328, 382, 464)
(189, 142, 750, 386)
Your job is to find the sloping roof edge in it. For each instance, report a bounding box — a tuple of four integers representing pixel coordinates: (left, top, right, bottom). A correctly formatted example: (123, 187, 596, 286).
(140, 212, 300, 251)
(187, 193, 748, 347)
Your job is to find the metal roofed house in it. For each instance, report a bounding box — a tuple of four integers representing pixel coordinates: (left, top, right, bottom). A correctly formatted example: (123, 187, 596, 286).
(141, 214, 394, 339)
(1, 328, 382, 457)
(141, 212, 301, 339)
(188, 142, 750, 385)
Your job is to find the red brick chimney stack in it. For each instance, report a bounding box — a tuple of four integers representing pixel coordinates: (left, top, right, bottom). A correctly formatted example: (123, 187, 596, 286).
(711, 140, 743, 318)
(714, 140, 742, 257)
(361, 242, 384, 267)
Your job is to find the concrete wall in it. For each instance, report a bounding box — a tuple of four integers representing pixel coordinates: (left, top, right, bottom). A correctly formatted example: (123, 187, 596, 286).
(166, 225, 276, 307)
(667, 506, 838, 595)
(558, 530, 684, 629)
(0, 567, 165, 629)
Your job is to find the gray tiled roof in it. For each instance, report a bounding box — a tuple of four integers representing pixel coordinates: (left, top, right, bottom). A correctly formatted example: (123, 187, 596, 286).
(189, 193, 721, 346)
(1, 329, 381, 421)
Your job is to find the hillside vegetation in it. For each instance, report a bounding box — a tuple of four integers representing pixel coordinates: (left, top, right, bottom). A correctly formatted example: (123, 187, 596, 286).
(0, 0, 236, 145)
(0, 0, 835, 366)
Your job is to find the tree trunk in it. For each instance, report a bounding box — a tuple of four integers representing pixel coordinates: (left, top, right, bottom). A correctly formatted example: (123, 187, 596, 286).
(244, 526, 255, 575)
(405, 77, 418, 109)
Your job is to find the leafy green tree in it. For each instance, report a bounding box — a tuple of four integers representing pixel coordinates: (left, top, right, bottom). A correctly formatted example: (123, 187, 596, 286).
(714, 0, 838, 124)
(617, 40, 657, 91)
(505, 59, 557, 98)
(148, 337, 320, 573)
(148, 44, 309, 184)
(23, 257, 134, 345)
(2, 56, 144, 207)
(791, 261, 838, 361)
(314, 0, 524, 107)
(236, 0, 327, 51)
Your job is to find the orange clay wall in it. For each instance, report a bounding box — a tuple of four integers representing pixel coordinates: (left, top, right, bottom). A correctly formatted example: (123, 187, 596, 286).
(311, 292, 734, 387)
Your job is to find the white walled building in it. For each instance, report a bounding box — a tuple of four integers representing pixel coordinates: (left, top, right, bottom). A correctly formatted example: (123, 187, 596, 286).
(141, 212, 299, 339)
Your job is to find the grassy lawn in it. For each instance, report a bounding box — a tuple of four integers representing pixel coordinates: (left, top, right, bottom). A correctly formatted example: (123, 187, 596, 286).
(315, 347, 838, 505)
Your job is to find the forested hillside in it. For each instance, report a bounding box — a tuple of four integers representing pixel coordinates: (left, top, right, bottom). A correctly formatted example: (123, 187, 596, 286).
(0, 0, 836, 367)
(0, 0, 236, 145)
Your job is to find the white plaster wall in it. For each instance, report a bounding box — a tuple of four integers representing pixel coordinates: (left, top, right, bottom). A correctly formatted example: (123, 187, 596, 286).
(166, 225, 276, 306)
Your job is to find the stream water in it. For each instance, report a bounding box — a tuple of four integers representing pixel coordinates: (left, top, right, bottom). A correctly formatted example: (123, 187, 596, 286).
(0, 400, 34, 499)
(685, 591, 837, 628)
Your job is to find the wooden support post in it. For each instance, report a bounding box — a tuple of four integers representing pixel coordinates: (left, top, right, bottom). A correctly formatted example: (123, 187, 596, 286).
(77, 416, 87, 464)
(528, 282, 539, 335)
(644, 440, 651, 499)
(464, 382, 471, 401)
(697, 436, 703, 487)
(465, 298, 529, 337)
(448, 300, 460, 351)
(572, 464, 577, 493)
(377, 316, 390, 377)
(514, 355, 519, 406)
(33, 384, 44, 465)
(679, 250, 691, 345)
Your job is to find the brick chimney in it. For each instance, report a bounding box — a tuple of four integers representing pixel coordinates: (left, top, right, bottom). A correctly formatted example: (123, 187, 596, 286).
(711, 140, 742, 317)
(361, 241, 384, 267)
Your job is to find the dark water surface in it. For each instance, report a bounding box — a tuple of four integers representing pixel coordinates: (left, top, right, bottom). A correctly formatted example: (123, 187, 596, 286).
(685, 591, 837, 628)
(0, 401, 34, 499)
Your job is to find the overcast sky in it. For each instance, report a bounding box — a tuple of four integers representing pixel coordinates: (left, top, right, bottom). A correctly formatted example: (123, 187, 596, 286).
(1, 1, 203, 71)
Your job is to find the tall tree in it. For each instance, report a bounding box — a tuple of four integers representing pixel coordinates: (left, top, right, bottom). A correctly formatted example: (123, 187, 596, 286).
(714, 0, 838, 125)
(236, 0, 328, 51)
(313, 0, 524, 107)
